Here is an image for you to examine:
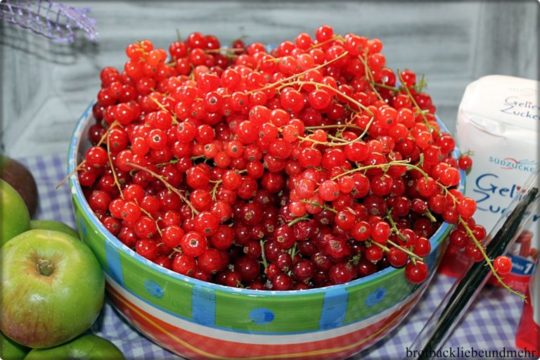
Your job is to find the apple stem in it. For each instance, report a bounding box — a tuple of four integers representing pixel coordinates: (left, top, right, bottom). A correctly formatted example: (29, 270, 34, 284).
(37, 259, 54, 276)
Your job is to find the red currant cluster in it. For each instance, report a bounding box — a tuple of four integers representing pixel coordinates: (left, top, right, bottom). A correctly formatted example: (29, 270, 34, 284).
(79, 25, 493, 291)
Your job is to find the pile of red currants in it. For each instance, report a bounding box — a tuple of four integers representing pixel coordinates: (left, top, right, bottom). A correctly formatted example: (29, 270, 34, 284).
(79, 25, 508, 291)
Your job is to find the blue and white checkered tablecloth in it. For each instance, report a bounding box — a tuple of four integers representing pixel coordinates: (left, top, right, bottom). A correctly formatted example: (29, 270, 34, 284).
(18, 153, 529, 360)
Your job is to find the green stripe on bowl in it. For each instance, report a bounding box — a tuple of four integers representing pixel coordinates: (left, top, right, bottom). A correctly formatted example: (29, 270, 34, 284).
(344, 269, 415, 324)
(214, 290, 324, 333)
(120, 251, 194, 319)
(73, 197, 107, 274)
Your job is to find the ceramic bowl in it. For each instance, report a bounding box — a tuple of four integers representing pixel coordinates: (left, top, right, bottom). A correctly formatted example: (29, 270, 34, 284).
(68, 103, 464, 360)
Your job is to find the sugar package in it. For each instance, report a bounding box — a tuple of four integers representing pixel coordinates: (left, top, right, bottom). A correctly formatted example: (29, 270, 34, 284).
(454, 75, 538, 291)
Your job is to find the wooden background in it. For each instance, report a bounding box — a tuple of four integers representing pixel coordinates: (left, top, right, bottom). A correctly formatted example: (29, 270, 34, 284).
(1, 1, 538, 157)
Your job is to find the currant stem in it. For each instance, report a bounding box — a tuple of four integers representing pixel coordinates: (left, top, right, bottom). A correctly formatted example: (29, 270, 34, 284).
(300, 200, 337, 213)
(125, 161, 199, 216)
(384, 212, 424, 261)
(305, 124, 361, 131)
(249, 50, 350, 96)
(58, 122, 121, 190)
(298, 110, 373, 148)
(373, 82, 400, 92)
(289, 243, 298, 260)
(287, 215, 310, 227)
(106, 122, 125, 199)
(138, 205, 163, 237)
(357, 115, 375, 139)
(458, 218, 525, 299)
(330, 160, 409, 181)
(404, 162, 430, 180)
(297, 135, 342, 147)
(386, 211, 408, 242)
(57, 161, 86, 189)
(277, 80, 372, 114)
(308, 34, 346, 50)
(260, 239, 268, 272)
(387, 239, 422, 261)
(96, 122, 119, 147)
(370, 240, 389, 252)
(150, 96, 179, 125)
(210, 180, 221, 201)
(414, 74, 428, 93)
(424, 209, 438, 223)
(358, 52, 383, 101)
(397, 71, 436, 132)
(326, 134, 350, 143)
(156, 158, 180, 168)
(205, 47, 245, 54)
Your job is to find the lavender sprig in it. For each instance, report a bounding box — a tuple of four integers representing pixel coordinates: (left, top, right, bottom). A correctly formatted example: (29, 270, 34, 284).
(0, 0, 97, 44)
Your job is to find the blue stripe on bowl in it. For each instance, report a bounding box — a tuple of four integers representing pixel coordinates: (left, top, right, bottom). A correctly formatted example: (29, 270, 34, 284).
(192, 284, 217, 327)
(105, 238, 125, 286)
(319, 287, 348, 330)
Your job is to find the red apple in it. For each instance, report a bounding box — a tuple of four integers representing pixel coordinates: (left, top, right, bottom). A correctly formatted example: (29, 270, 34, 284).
(0, 229, 105, 348)
(0, 155, 38, 217)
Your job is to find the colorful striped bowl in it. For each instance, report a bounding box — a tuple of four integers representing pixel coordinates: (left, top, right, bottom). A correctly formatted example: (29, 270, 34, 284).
(68, 103, 464, 360)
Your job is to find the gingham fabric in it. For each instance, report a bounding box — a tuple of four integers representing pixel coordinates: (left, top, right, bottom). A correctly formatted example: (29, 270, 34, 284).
(18, 153, 529, 360)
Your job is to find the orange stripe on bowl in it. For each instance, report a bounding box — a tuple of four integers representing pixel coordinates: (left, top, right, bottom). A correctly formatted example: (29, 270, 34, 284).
(107, 284, 420, 360)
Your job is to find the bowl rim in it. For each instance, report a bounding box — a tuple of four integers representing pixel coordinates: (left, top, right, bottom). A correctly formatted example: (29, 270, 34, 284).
(68, 102, 464, 297)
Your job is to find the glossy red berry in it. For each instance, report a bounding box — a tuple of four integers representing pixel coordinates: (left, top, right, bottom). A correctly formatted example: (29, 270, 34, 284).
(135, 239, 158, 260)
(457, 197, 477, 219)
(458, 155, 473, 172)
(493, 256, 512, 275)
(319, 180, 340, 202)
(365, 246, 384, 263)
(315, 24, 334, 42)
(414, 237, 431, 257)
(180, 231, 207, 257)
(404, 261, 428, 284)
(371, 221, 391, 244)
(272, 273, 293, 291)
(329, 262, 356, 284)
(198, 249, 225, 274)
(387, 247, 408, 268)
(172, 253, 196, 276)
(162, 225, 184, 248)
(85, 146, 108, 168)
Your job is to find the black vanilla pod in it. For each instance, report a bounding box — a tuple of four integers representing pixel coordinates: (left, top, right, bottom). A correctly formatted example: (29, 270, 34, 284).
(414, 186, 538, 360)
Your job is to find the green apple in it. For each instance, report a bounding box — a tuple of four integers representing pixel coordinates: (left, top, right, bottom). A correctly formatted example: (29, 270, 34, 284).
(0, 179, 31, 246)
(24, 334, 124, 360)
(30, 220, 79, 239)
(0, 229, 105, 348)
(1, 331, 29, 360)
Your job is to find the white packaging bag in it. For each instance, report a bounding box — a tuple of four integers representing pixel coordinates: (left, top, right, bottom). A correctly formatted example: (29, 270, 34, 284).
(456, 75, 539, 290)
